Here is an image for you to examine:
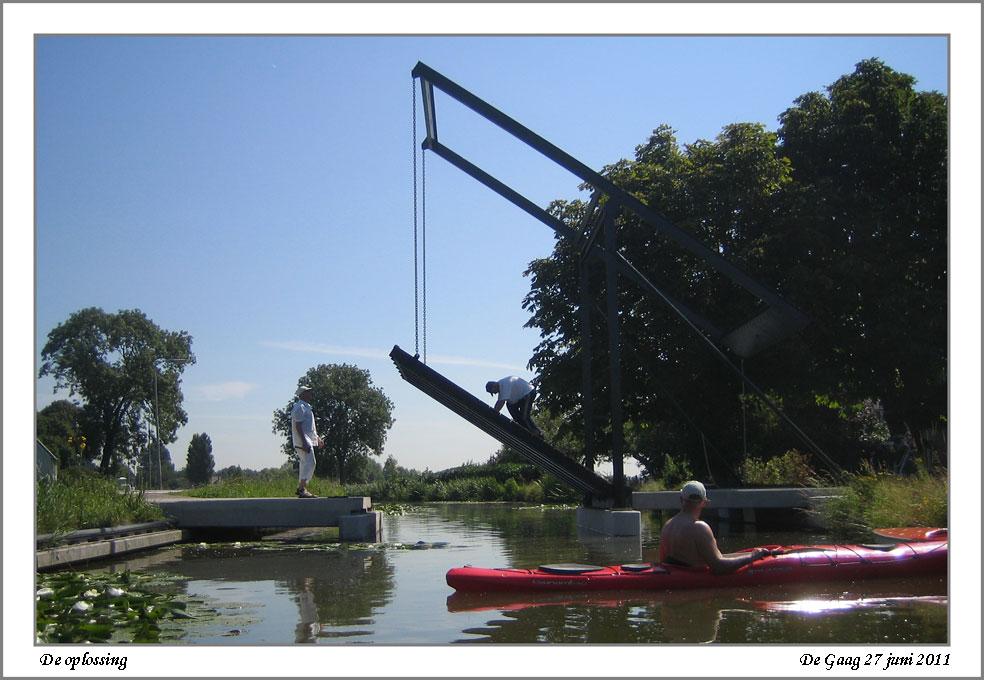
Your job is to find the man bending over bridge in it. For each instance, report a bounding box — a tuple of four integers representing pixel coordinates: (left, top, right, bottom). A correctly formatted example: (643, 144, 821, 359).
(486, 376, 543, 437)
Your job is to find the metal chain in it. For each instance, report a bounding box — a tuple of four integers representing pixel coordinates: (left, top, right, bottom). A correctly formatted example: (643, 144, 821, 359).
(422, 143, 427, 364)
(412, 78, 420, 357)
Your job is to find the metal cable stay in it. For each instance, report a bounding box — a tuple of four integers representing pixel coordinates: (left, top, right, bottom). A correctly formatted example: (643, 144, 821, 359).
(411, 77, 427, 363)
(404, 63, 846, 497)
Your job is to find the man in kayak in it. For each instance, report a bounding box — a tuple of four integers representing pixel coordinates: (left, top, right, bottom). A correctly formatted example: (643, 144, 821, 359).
(659, 481, 772, 574)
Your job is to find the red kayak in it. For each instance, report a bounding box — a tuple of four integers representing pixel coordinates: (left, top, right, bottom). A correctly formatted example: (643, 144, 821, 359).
(446, 540, 948, 593)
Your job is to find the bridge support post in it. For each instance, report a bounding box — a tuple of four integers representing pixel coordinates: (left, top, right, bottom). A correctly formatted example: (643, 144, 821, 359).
(576, 507, 640, 537)
(604, 210, 625, 506)
(339, 511, 382, 542)
(579, 264, 594, 470)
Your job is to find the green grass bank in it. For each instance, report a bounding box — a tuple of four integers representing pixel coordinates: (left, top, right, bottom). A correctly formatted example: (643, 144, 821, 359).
(37, 470, 163, 535)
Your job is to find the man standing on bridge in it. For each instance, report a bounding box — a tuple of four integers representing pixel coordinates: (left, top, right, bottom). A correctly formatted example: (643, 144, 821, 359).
(486, 376, 542, 437)
(291, 385, 322, 498)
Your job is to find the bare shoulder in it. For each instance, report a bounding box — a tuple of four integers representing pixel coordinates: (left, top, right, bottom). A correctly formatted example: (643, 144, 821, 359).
(694, 521, 715, 537)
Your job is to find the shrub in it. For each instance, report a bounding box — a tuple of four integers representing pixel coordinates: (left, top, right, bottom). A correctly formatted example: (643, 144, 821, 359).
(633, 454, 693, 493)
(477, 477, 504, 501)
(520, 481, 545, 503)
(818, 466, 947, 537)
(636, 479, 669, 492)
(37, 469, 163, 534)
(539, 475, 579, 503)
(184, 471, 344, 498)
(503, 478, 521, 501)
(740, 449, 818, 486)
(434, 461, 542, 484)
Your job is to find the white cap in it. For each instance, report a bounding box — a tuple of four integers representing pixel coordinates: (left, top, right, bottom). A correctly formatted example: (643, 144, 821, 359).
(295, 385, 313, 397)
(680, 480, 707, 502)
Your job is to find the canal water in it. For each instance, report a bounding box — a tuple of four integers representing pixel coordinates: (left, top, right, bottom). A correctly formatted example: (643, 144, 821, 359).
(89, 503, 946, 644)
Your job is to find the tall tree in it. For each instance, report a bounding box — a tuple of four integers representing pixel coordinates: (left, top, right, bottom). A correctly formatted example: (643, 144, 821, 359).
(526, 122, 799, 479)
(776, 58, 947, 456)
(522, 59, 946, 477)
(272, 364, 394, 484)
(186, 433, 215, 486)
(39, 308, 195, 474)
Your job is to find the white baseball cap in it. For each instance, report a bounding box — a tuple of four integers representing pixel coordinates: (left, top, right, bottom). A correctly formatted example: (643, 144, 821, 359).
(295, 385, 313, 397)
(680, 480, 707, 502)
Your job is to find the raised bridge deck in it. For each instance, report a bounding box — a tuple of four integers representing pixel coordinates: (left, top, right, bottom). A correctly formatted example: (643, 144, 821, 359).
(390, 345, 614, 501)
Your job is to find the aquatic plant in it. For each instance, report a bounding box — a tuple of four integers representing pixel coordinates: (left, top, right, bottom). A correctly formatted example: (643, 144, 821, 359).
(374, 503, 417, 516)
(35, 571, 194, 643)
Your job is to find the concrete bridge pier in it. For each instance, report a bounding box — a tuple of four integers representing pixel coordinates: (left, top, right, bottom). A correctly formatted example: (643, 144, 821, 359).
(576, 507, 642, 537)
(339, 510, 382, 542)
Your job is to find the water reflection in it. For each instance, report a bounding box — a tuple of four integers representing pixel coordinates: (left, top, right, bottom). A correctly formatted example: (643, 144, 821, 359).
(424, 504, 655, 568)
(575, 529, 643, 564)
(446, 577, 948, 644)
(100, 544, 397, 642)
(73, 505, 946, 644)
(449, 589, 738, 643)
(295, 577, 319, 642)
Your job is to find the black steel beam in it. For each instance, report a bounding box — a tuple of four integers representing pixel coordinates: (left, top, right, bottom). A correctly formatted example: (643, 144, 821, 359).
(578, 264, 594, 470)
(412, 61, 808, 327)
(428, 137, 724, 341)
(603, 210, 625, 504)
(425, 139, 577, 240)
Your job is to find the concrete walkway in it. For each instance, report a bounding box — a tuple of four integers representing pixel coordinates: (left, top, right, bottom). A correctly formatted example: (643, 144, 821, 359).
(632, 487, 843, 511)
(147, 494, 371, 528)
(145, 493, 382, 541)
(36, 523, 185, 570)
(632, 487, 843, 528)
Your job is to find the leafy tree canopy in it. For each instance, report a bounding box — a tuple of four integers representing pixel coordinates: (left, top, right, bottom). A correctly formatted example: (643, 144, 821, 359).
(522, 59, 946, 479)
(272, 364, 395, 484)
(186, 433, 215, 486)
(39, 308, 196, 475)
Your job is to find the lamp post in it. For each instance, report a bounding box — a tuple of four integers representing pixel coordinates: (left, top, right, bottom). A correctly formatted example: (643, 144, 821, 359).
(153, 368, 162, 489)
(150, 352, 191, 489)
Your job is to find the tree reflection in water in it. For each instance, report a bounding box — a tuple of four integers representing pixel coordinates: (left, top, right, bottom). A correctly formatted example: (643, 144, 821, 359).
(106, 543, 397, 642)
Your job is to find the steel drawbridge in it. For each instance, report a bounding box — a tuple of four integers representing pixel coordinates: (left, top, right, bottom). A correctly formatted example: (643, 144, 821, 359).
(390, 345, 615, 503)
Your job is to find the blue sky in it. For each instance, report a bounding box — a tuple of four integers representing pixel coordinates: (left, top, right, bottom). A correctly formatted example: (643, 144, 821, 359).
(35, 35, 949, 475)
(4, 3, 980, 676)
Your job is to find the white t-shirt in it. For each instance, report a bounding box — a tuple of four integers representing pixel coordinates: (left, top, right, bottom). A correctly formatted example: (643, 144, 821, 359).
(291, 399, 319, 449)
(496, 376, 534, 403)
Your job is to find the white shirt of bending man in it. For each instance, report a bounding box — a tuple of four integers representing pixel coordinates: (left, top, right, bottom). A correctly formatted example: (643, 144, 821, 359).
(495, 376, 534, 403)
